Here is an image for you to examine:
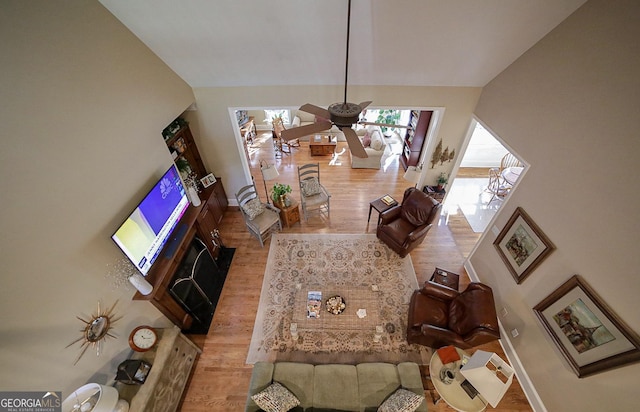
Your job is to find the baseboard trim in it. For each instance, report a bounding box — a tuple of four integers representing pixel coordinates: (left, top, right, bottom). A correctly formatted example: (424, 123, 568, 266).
(464, 260, 547, 412)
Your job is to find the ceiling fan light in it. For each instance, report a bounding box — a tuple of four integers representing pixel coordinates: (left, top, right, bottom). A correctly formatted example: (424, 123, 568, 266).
(328, 102, 362, 127)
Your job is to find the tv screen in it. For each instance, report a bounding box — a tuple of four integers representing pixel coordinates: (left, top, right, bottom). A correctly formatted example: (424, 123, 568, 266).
(112, 165, 190, 276)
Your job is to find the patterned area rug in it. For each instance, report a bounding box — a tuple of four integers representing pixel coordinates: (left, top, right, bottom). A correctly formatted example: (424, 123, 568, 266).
(246, 233, 430, 365)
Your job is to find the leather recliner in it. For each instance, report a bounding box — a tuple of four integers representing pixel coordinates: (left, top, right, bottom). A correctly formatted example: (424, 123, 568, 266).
(376, 187, 442, 258)
(407, 281, 500, 349)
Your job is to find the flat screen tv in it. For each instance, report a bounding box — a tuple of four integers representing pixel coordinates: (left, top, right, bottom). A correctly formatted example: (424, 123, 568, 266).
(112, 164, 190, 276)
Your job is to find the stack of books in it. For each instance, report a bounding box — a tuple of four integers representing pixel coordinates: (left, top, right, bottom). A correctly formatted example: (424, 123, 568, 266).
(307, 291, 322, 318)
(381, 195, 396, 206)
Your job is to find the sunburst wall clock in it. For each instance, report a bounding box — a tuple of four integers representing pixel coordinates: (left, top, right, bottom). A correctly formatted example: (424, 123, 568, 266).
(66, 301, 121, 365)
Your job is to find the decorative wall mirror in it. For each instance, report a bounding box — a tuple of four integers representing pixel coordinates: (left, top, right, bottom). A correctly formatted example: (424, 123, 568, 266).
(66, 301, 121, 365)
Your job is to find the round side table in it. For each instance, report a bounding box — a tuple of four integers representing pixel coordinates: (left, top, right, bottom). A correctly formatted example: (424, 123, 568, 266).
(429, 347, 487, 412)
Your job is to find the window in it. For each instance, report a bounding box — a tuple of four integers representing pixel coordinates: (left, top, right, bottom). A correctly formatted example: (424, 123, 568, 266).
(264, 109, 290, 124)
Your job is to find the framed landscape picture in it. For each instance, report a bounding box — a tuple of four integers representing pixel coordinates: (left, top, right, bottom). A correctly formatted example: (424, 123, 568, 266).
(533, 275, 640, 377)
(494, 207, 555, 284)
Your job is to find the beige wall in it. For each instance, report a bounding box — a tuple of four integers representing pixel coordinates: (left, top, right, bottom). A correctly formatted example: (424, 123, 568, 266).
(470, 0, 640, 410)
(0, 1, 194, 395)
(191, 85, 481, 200)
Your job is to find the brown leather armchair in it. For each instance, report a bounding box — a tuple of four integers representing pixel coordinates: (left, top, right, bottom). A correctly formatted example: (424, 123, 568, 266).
(407, 281, 500, 349)
(376, 187, 442, 258)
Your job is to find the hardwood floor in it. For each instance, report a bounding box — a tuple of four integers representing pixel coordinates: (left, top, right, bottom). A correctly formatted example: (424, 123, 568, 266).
(181, 132, 533, 411)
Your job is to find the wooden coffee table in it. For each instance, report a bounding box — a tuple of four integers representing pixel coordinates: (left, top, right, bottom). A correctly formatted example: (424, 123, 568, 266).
(309, 135, 337, 156)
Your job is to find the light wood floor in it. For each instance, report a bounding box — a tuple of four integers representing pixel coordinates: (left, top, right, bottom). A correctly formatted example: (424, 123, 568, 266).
(181, 133, 532, 411)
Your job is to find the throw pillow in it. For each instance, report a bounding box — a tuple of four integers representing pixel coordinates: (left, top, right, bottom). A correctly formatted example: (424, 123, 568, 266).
(378, 388, 424, 412)
(362, 132, 372, 147)
(301, 177, 321, 196)
(370, 131, 384, 151)
(251, 382, 300, 412)
(242, 197, 265, 220)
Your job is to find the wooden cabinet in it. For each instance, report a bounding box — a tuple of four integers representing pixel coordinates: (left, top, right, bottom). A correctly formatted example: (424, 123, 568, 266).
(133, 187, 225, 329)
(130, 119, 229, 330)
(196, 181, 228, 259)
(401, 110, 433, 170)
(164, 123, 207, 178)
(116, 326, 201, 412)
(207, 179, 228, 225)
(278, 200, 300, 228)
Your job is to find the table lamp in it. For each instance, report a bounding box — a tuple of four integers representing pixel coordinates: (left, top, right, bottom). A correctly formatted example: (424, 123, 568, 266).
(62, 383, 120, 412)
(260, 160, 280, 204)
(403, 165, 422, 187)
(460, 350, 514, 408)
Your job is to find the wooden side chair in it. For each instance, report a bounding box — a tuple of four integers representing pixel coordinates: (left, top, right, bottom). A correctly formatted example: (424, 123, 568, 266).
(297, 163, 331, 221)
(235, 182, 282, 247)
(272, 117, 299, 157)
(486, 167, 510, 203)
(499, 152, 523, 172)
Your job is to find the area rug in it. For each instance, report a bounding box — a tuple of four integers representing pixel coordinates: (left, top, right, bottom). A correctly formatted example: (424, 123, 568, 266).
(246, 233, 430, 365)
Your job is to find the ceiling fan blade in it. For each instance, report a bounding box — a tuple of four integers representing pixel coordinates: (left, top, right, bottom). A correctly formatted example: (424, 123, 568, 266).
(343, 127, 368, 158)
(358, 101, 372, 111)
(281, 121, 333, 141)
(359, 121, 411, 129)
(299, 103, 331, 120)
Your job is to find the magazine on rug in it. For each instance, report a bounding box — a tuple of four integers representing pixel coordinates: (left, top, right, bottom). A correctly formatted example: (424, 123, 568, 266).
(307, 291, 322, 318)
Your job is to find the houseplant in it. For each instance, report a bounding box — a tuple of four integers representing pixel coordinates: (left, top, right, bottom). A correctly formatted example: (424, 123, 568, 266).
(271, 183, 292, 207)
(375, 109, 401, 135)
(437, 173, 448, 191)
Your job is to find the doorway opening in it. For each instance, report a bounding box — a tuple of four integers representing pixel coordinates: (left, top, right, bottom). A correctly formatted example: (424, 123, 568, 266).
(444, 121, 521, 233)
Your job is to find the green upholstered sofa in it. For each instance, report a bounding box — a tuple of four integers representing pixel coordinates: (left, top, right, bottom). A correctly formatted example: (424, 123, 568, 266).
(245, 361, 428, 412)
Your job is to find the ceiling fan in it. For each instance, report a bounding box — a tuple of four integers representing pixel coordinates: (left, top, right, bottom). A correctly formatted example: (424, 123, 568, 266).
(280, 0, 405, 158)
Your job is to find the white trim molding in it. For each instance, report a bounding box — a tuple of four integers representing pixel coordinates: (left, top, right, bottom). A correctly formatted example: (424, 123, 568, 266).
(464, 260, 547, 412)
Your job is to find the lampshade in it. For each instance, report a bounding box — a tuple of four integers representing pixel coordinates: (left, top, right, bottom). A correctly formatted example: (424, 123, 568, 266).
(460, 350, 514, 408)
(402, 166, 421, 185)
(62, 383, 119, 412)
(260, 162, 279, 181)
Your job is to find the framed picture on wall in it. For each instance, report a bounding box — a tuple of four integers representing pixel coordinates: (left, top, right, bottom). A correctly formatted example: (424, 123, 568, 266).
(533, 275, 640, 377)
(494, 206, 555, 284)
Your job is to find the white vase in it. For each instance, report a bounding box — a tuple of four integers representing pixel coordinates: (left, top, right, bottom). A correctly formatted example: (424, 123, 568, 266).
(188, 186, 201, 207)
(129, 273, 153, 295)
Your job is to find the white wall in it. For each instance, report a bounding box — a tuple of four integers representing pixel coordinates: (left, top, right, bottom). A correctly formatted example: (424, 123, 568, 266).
(470, 0, 640, 410)
(0, 1, 195, 395)
(191, 85, 482, 199)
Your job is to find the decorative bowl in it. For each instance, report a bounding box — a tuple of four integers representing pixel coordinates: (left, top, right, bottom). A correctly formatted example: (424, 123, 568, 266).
(325, 295, 346, 315)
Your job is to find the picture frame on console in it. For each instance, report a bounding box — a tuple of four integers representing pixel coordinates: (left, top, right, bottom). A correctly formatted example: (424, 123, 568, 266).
(533, 275, 640, 377)
(200, 173, 217, 188)
(494, 206, 555, 284)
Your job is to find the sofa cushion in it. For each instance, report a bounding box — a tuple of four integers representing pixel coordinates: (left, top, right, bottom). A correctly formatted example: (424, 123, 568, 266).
(377, 388, 425, 412)
(356, 363, 401, 410)
(296, 110, 316, 123)
(313, 364, 359, 411)
(251, 382, 300, 412)
(370, 130, 384, 151)
(273, 362, 315, 409)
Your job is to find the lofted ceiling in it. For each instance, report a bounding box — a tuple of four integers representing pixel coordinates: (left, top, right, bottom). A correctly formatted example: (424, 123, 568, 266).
(99, 0, 586, 88)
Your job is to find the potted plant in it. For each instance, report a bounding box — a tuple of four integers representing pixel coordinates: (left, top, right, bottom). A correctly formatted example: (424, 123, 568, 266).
(271, 183, 292, 207)
(437, 172, 448, 191)
(375, 109, 401, 135)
